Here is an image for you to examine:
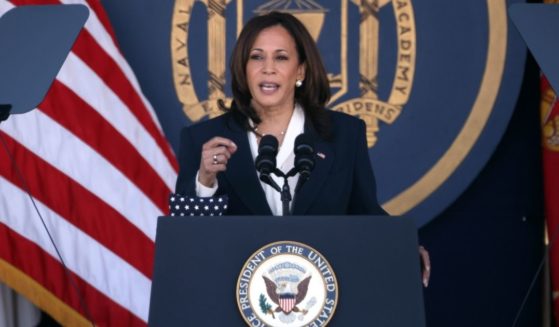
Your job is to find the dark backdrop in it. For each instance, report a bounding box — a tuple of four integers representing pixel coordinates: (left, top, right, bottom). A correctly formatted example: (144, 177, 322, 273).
(419, 54, 545, 327)
(41, 3, 547, 327)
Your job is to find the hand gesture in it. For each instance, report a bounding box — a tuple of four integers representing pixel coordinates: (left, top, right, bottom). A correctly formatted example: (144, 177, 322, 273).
(198, 137, 237, 187)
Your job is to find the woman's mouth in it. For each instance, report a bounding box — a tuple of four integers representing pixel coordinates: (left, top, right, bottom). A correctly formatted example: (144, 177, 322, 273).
(259, 82, 279, 93)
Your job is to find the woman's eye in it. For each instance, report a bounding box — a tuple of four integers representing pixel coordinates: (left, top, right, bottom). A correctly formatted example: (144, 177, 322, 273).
(249, 54, 263, 60)
(276, 55, 289, 61)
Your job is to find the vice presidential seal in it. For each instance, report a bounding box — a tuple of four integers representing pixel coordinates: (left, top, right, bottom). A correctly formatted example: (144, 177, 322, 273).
(236, 241, 338, 327)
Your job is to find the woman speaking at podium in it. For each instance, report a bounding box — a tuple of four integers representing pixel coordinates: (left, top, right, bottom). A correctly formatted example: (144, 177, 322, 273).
(174, 11, 386, 216)
(172, 11, 430, 287)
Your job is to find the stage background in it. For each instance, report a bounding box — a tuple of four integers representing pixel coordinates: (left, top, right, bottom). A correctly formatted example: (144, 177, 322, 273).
(0, 0, 545, 326)
(101, 1, 545, 326)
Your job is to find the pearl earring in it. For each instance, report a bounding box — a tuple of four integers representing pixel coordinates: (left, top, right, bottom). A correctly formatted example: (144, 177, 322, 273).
(295, 79, 303, 88)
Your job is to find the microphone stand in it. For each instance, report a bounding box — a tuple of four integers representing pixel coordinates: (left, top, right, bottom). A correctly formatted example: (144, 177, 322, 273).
(280, 178, 291, 216)
(256, 134, 313, 216)
(272, 168, 299, 216)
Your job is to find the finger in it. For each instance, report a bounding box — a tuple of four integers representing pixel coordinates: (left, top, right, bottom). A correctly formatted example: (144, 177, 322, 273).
(204, 154, 228, 168)
(215, 149, 231, 160)
(203, 137, 237, 153)
(419, 246, 431, 287)
(217, 153, 230, 164)
(206, 153, 230, 167)
(202, 147, 228, 162)
(202, 145, 234, 163)
(227, 141, 238, 154)
(202, 136, 231, 149)
(422, 268, 430, 288)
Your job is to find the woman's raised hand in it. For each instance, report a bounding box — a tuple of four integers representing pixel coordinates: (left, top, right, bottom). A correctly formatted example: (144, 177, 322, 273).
(198, 137, 237, 187)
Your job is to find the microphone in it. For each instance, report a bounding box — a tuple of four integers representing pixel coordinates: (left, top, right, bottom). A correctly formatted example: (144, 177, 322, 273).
(255, 135, 281, 192)
(293, 134, 315, 192)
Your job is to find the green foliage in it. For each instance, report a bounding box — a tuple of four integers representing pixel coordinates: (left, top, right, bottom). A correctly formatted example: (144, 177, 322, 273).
(259, 294, 272, 314)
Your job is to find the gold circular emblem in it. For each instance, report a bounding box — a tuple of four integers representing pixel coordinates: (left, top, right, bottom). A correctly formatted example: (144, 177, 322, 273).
(170, 0, 416, 148)
(170, 1, 511, 217)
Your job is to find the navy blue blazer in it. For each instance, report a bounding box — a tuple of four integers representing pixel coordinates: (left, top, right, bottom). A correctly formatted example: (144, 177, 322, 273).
(175, 110, 387, 215)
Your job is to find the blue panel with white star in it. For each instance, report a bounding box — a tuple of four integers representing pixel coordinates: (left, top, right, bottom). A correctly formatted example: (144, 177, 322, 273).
(168, 194, 229, 216)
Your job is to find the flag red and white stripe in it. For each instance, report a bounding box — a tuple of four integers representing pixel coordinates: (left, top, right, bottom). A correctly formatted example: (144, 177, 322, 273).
(0, 0, 177, 326)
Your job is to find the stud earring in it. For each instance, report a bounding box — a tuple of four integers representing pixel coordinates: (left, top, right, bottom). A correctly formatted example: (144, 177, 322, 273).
(295, 79, 303, 88)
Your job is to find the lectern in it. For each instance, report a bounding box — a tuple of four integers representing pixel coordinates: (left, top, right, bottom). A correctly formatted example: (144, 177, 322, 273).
(148, 215, 425, 326)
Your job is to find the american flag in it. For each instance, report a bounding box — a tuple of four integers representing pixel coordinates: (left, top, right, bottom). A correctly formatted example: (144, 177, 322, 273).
(0, 0, 177, 326)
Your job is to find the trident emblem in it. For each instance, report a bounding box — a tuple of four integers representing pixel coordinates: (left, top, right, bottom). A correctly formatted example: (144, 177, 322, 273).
(171, 0, 416, 147)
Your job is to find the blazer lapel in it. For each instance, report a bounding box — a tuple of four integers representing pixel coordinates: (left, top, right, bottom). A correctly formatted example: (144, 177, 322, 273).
(292, 120, 334, 214)
(221, 116, 272, 215)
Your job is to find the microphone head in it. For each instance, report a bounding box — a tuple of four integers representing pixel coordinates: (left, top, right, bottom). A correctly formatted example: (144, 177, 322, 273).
(259, 135, 279, 156)
(294, 133, 313, 155)
(294, 134, 315, 177)
(255, 135, 279, 175)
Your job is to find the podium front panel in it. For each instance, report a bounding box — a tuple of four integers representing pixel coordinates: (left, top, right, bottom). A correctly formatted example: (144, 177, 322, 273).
(148, 215, 425, 326)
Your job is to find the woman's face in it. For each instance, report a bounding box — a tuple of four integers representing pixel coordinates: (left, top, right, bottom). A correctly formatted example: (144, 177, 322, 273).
(246, 25, 305, 114)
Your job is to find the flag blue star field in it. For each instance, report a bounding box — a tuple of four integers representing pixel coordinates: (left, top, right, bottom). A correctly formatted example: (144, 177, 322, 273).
(169, 194, 228, 216)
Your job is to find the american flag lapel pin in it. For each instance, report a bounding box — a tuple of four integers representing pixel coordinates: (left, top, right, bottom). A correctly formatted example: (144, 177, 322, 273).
(317, 152, 326, 159)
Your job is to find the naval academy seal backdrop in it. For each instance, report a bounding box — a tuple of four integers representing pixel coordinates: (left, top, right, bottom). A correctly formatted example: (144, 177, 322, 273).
(101, 0, 544, 326)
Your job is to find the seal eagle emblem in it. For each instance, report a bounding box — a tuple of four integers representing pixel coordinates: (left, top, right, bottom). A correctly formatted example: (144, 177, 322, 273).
(236, 241, 338, 326)
(263, 264, 311, 316)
